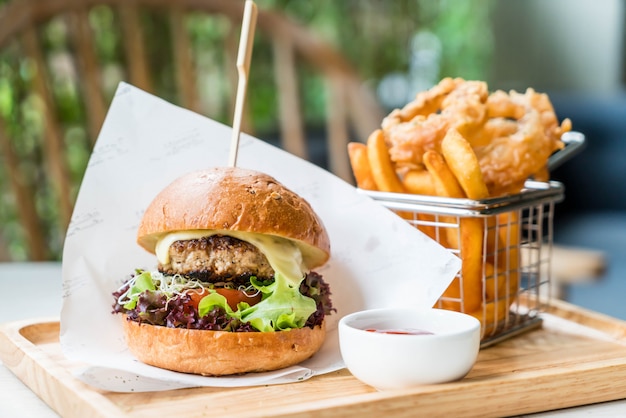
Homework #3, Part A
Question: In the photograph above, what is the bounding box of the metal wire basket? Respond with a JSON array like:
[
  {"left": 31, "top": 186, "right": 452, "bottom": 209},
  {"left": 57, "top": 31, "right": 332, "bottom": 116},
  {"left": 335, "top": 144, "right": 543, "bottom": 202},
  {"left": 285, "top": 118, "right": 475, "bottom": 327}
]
[{"left": 363, "top": 180, "right": 564, "bottom": 346}]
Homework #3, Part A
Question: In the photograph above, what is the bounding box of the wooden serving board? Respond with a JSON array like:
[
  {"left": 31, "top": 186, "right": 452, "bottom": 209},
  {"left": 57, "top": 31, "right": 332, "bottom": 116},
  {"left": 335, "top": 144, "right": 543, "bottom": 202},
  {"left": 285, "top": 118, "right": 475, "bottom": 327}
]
[{"left": 3, "top": 299, "right": 626, "bottom": 418}]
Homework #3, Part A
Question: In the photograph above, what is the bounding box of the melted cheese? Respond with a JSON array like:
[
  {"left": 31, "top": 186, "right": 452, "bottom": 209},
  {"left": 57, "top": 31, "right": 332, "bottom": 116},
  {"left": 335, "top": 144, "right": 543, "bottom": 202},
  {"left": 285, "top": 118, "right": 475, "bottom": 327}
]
[{"left": 155, "top": 230, "right": 305, "bottom": 284}]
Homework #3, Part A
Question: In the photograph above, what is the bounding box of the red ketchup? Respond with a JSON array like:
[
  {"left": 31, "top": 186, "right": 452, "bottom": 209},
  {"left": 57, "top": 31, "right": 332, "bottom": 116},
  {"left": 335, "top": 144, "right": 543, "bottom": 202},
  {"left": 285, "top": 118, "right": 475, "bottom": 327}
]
[{"left": 365, "top": 328, "right": 434, "bottom": 335}]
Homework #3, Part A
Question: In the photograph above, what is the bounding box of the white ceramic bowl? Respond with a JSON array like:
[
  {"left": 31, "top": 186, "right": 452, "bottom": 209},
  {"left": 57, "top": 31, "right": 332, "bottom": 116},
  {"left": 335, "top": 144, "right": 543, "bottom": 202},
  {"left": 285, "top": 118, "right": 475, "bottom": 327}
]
[{"left": 338, "top": 307, "right": 481, "bottom": 390}]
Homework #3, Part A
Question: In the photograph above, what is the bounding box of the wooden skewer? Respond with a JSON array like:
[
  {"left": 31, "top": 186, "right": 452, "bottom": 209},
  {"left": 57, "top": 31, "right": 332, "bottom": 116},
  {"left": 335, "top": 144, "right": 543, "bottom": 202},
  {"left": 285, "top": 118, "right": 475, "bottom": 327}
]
[{"left": 228, "top": 0, "right": 258, "bottom": 167}]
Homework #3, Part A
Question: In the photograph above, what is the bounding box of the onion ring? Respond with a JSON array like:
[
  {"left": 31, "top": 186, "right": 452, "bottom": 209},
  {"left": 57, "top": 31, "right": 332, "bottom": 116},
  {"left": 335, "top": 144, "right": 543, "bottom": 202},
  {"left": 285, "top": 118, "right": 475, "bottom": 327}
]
[{"left": 379, "top": 78, "right": 571, "bottom": 195}]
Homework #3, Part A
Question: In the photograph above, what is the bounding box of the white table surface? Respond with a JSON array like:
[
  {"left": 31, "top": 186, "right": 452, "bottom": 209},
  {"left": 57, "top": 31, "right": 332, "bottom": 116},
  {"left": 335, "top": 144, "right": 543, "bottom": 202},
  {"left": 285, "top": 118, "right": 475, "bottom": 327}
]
[{"left": 1, "top": 261, "right": 626, "bottom": 418}]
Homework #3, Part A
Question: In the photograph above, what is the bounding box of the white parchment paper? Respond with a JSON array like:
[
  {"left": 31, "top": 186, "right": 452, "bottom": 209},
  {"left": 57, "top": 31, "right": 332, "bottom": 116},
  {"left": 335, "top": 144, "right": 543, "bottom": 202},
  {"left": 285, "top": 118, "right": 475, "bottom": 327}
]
[{"left": 60, "top": 83, "right": 461, "bottom": 392}]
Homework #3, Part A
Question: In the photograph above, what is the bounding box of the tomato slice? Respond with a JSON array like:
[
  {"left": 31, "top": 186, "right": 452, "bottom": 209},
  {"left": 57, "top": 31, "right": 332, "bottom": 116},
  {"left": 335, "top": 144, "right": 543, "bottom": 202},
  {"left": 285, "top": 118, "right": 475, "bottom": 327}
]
[
  {"left": 187, "top": 287, "right": 262, "bottom": 311},
  {"left": 187, "top": 288, "right": 210, "bottom": 310},
  {"left": 218, "top": 288, "right": 262, "bottom": 310}
]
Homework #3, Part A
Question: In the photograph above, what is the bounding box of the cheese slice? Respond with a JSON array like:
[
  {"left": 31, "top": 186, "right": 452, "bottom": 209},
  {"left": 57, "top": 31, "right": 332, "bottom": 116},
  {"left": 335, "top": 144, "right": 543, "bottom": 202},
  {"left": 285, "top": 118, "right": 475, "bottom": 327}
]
[{"left": 155, "top": 230, "right": 305, "bottom": 285}]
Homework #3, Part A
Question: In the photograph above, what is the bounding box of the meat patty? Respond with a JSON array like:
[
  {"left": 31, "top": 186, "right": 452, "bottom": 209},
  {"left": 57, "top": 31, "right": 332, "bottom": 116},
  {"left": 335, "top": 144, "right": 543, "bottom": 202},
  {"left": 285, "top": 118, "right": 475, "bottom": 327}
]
[{"left": 159, "top": 235, "right": 275, "bottom": 283}]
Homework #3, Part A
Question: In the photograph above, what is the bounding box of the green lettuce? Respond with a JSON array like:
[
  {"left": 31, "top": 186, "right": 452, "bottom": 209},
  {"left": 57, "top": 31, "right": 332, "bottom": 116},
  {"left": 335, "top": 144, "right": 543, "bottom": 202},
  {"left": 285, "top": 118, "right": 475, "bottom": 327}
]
[
  {"left": 197, "top": 272, "right": 316, "bottom": 332},
  {"left": 122, "top": 271, "right": 156, "bottom": 309}
]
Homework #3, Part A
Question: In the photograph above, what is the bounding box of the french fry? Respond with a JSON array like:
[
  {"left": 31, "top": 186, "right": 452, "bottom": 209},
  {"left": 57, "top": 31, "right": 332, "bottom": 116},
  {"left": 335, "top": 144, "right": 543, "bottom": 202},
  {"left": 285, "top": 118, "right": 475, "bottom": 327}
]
[
  {"left": 459, "top": 217, "right": 484, "bottom": 313},
  {"left": 396, "top": 209, "right": 417, "bottom": 224},
  {"left": 438, "top": 130, "right": 490, "bottom": 314},
  {"left": 485, "top": 214, "right": 503, "bottom": 272},
  {"left": 498, "top": 211, "right": 521, "bottom": 297},
  {"left": 423, "top": 150, "right": 464, "bottom": 251},
  {"left": 395, "top": 211, "right": 445, "bottom": 247},
  {"left": 402, "top": 169, "right": 435, "bottom": 195},
  {"left": 401, "top": 163, "right": 447, "bottom": 245},
  {"left": 484, "top": 262, "right": 508, "bottom": 303},
  {"left": 439, "top": 277, "right": 462, "bottom": 311},
  {"left": 469, "top": 298, "right": 509, "bottom": 334},
  {"left": 423, "top": 148, "right": 482, "bottom": 312},
  {"left": 347, "top": 142, "right": 378, "bottom": 190},
  {"left": 480, "top": 212, "right": 521, "bottom": 331},
  {"left": 366, "top": 129, "right": 406, "bottom": 193},
  {"left": 440, "top": 128, "right": 489, "bottom": 200},
  {"left": 423, "top": 150, "right": 465, "bottom": 199},
  {"left": 416, "top": 213, "right": 449, "bottom": 246}
]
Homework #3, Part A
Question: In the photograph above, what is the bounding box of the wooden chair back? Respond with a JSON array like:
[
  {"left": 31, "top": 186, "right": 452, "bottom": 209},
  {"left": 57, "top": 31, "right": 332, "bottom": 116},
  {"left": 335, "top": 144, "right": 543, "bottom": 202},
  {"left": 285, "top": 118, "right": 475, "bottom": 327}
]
[{"left": 0, "top": 0, "right": 383, "bottom": 260}]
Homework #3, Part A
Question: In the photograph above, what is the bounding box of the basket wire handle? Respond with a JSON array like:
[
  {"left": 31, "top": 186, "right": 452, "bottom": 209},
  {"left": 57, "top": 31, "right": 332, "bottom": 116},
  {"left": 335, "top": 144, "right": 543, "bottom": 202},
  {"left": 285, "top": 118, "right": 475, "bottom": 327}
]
[{"left": 548, "top": 131, "right": 586, "bottom": 171}]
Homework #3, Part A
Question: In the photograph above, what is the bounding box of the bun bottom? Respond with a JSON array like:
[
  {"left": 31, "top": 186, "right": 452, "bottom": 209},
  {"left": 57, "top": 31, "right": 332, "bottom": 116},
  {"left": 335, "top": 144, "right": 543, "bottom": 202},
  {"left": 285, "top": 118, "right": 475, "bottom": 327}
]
[{"left": 121, "top": 317, "right": 326, "bottom": 376}]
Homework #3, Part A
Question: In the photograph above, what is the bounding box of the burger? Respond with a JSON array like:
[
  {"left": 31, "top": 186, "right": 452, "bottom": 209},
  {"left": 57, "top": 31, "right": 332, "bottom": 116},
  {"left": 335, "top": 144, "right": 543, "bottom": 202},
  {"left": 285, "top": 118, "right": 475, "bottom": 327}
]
[{"left": 112, "top": 167, "right": 334, "bottom": 376}]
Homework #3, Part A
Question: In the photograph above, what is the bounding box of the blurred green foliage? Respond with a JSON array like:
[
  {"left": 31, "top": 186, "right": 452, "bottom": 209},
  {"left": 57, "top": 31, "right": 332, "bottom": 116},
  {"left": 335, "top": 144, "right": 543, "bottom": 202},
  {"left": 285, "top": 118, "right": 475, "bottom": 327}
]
[{"left": 0, "top": 0, "right": 494, "bottom": 260}]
